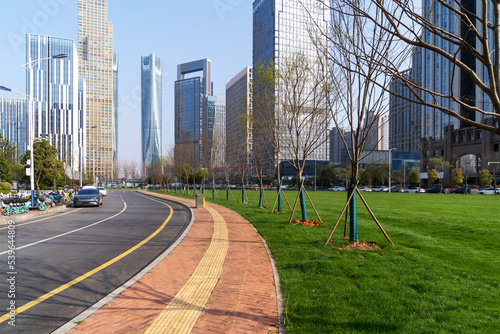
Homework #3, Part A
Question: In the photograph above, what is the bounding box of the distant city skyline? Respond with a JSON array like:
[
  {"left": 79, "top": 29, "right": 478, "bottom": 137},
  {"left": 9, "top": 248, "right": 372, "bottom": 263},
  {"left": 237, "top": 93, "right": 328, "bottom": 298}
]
[{"left": 0, "top": 0, "right": 252, "bottom": 163}]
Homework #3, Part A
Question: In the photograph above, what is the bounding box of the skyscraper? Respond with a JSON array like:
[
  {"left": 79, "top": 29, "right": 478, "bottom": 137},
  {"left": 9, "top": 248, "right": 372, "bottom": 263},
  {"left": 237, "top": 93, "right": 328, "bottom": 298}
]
[
  {"left": 174, "top": 59, "right": 213, "bottom": 168},
  {"left": 78, "top": 0, "right": 114, "bottom": 183},
  {"left": 365, "top": 111, "right": 389, "bottom": 151},
  {"left": 113, "top": 52, "right": 118, "bottom": 164},
  {"left": 213, "top": 94, "right": 226, "bottom": 167},
  {"left": 141, "top": 53, "right": 162, "bottom": 166},
  {"left": 226, "top": 67, "right": 253, "bottom": 169},
  {"left": 0, "top": 98, "right": 27, "bottom": 154},
  {"left": 253, "top": 0, "right": 330, "bottom": 173},
  {"left": 26, "top": 33, "right": 85, "bottom": 175}
]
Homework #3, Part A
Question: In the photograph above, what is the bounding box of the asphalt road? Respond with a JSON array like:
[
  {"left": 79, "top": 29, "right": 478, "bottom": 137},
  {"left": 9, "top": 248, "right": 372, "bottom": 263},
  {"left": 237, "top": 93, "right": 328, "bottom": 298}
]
[{"left": 0, "top": 190, "right": 191, "bottom": 334}]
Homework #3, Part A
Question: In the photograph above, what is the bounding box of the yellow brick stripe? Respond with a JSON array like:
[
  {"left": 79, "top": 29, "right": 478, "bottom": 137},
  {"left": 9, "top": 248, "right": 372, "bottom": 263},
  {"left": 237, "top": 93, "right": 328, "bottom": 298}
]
[{"left": 144, "top": 206, "right": 228, "bottom": 334}]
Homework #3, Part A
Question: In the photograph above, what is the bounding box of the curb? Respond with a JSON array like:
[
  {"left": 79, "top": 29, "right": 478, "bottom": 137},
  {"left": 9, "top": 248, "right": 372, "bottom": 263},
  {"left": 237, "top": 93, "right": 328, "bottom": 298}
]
[{"left": 53, "top": 192, "right": 195, "bottom": 334}]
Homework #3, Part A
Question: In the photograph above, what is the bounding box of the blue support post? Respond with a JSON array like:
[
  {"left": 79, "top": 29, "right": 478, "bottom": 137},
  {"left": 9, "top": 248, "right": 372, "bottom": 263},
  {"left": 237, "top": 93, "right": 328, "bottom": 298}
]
[
  {"left": 299, "top": 181, "right": 307, "bottom": 221},
  {"left": 226, "top": 183, "right": 229, "bottom": 201},
  {"left": 259, "top": 182, "right": 263, "bottom": 207},
  {"left": 277, "top": 182, "right": 282, "bottom": 213},
  {"left": 242, "top": 184, "right": 246, "bottom": 203},
  {"left": 212, "top": 181, "right": 215, "bottom": 199},
  {"left": 348, "top": 179, "right": 358, "bottom": 243}
]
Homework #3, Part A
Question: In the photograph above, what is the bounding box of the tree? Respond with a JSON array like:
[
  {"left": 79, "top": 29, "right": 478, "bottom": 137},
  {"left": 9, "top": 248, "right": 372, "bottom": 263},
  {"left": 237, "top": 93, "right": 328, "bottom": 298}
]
[
  {"left": 318, "top": 164, "right": 337, "bottom": 188},
  {"left": 22, "top": 140, "right": 59, "bottom": 191},
  {"left": 0, "top": 134, "right": 22, "bottom": 182},
  {"left": 278, "top": 51, "right": 332, "bottom": 221},
  {"left": 483, "top": 151, "right": 500, "bottom": 189},
  {"left": 176, "top": 164, "right": 193, "bottom": 185},
  {"left": 478, "top": 169, "right": 493, "bottom": 186},
  {"left": 317, "top": 0, "right": 500, "bottom": 136},
  {"left": 451, "top": 168, "right": 464, "bottom": 186},
  {"left": 429, "top": 157, "right": 452, "bottom": 191},
  {"left": 113, "top": 160, "right": 121, "bottom": 188},
  {"left": 428, "top": 169, "right": 439, "bottom": 185},
  {"left": 408, "top": 170, "right": 420, "bottom": 185}
]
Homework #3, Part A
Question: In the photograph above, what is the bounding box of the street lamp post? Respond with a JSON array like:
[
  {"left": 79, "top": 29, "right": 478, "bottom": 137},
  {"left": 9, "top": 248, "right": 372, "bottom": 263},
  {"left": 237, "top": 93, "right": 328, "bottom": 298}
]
[
  {"left": 1, "top": 53, "right": 67, "bottom": 207},
  {"left": 389, "top": 148, "right": 396, "bottom": 193}
]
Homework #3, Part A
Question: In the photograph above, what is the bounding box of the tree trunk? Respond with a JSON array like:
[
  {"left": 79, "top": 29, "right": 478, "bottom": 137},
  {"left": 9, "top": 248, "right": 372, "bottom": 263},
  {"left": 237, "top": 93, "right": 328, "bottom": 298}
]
[{"left": 349, "top": 162, "right": 359, "bottom": 243}]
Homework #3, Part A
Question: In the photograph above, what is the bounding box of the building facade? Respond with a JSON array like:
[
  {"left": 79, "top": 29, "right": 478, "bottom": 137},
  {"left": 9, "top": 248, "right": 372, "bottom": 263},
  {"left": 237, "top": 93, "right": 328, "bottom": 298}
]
[
  {"left": 0, "top": 98, "right": 28, "bottom": 155},
  {"left": 365, "top": 111, "right": 389, "bottom": 152},
  {"left": 141, "top": 53, "right": 162, "bottom": 166},
  {"left": 253, "top": 0, "right": 330, "bottom": 174},
  {"left": 26, "top": 33, "right": 85, "bottom": 176},
  {"left": 226, "top": 67, "right": 253, "bottom": 170},
  {"left": 113, "top": 52, "right": 118, "bottom": 164},
  {"left": 174, "top": 59, "right": 213, "bottom": 168},
  {"left": 78, "top": 0, "right": 114, "bottom": 183},
  {"left": 213, "top": 94, "right": 226, "bottom": 167}
]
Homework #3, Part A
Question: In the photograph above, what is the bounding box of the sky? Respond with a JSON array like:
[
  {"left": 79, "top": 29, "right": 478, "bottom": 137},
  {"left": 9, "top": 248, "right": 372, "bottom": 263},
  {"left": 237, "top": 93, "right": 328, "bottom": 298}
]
[{"left": 0, "top": 0, "right": 252, "bottom": 163}]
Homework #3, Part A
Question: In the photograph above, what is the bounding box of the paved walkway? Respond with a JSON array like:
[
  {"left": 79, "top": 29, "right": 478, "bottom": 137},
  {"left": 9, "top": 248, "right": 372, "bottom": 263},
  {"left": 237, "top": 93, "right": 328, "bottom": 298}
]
[{"left": 65, "top": 191, "right": 282, "bottom": 333}]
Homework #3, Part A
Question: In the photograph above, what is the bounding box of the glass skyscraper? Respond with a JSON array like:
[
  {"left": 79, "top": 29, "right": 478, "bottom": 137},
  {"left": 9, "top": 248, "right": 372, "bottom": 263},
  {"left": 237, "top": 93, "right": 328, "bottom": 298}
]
[
  {"left": 78, "top": 0, "right": 114, "bottom": 183},
  {"left": 113, "top": 52, "right": 118, "bottom": 164},
  {"left": 174, "top": 59, "right": 213, "bottom": 168},
  {"left": 141, "top": 53, "right": 162, "bottom": 166},
  {"left": 26, "top": 33, "right": 85, "bottom": 175},
  {"left": 0, "top": 98, "right": 27, "bottom": 155},
  {"left": 213, "top": 94, "right": 226, "bottom": 167},
  {"left": 253, "top": 0, "right": 330, "bottom": 172}
]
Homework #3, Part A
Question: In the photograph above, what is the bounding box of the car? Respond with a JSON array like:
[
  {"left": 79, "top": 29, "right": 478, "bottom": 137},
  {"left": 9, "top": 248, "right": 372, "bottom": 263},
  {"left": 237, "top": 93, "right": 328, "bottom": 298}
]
[
  {"left": 427, "top": 186, "right": 444, "bottom": 193},
  {"left": 404, "top": 187, "right": 426, "bottom": 193},
  {"left": 73, "top": 188, "right": 103, "bottom": 207},
  {"left": 371, "top": 186, "right": 388, "bottom": 192},
  {"left": 477, "top": 187, "right": 500, "bottom": 195},
  {"left": 328, "top": 186, "right": 346, "bottom": 191},
  {"left": 451, "top": 187, "right": 468, "bottom": 194},
  {"left": 357, "top": 187, "right": 372, "bottom": 192},
  {"left": 97, "top": 187, "right": 108, "bottom": 196}
]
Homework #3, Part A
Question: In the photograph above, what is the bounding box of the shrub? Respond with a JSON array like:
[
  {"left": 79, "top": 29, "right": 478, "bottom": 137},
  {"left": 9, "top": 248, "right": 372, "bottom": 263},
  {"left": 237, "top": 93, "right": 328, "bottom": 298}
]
[{"left": 0, "top": 181, "right": 12, "bottom": 192}]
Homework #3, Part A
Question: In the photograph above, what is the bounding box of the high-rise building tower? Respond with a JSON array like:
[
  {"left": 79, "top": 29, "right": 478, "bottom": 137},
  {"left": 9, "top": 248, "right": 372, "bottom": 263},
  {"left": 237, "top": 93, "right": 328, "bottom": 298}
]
[
  {"left": 213, "top": 94, "right": 226, "bottom": 167},
  {"left": 253, "top": 0, "right": 330, "bottom": 173},
  {"left": 141, "top": 53, "right": 162, "bottom": 166},
  {"left": 365, "top": 111, "right": 389, "bottom": 151},
  {"left": 78, "top": 0, "right": 114, "bottom": 184},
  {"left": 0, "top": 98, "right": 28, "bottom": 154},
  {"left": 174, "top": 59, "right": 213, "bottom": 168},
  {"left": 226, "top": 67, "right": 253, "bottom": 169},
  {"left": 113, "top": 52, "right": 118, "bottom": 164},
  {"left": 26, "top": 33, "right": 85, "bottom": 176}
]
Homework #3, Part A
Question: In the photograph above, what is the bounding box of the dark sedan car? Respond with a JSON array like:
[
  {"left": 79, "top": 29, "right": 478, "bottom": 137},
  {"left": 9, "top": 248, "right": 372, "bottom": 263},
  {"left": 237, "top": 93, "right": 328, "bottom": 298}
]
[
  {"left": 427, "top": 186, "right": 444, "bottom": 193},
  {"left": 73, "top": 188, "right": 103, "bottom": 207}
]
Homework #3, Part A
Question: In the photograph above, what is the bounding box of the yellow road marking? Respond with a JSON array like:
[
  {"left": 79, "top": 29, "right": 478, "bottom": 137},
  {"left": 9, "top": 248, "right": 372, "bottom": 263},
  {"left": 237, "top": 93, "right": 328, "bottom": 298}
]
[
  {"left": 0, "top": 197, "right": 173, "bottom": 324},
  {"left": 144, "top": 205, "right": 228, "bottom": 334}
]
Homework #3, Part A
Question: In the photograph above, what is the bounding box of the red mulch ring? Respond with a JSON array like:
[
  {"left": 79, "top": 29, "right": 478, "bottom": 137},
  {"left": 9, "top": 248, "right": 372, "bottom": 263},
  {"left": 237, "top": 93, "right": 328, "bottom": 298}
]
[
  {"left": 339, "top": 240, "right": 381, "bottom": 251},
  {"left": 292, "top": 219, "right": 322, "bottom": 226}
]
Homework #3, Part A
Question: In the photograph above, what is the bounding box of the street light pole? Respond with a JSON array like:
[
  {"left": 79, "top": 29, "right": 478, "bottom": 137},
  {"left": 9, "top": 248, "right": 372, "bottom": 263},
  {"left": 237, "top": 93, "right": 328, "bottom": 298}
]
[{"left": 389, "top": 148, "right": 396, "bottom": 193}]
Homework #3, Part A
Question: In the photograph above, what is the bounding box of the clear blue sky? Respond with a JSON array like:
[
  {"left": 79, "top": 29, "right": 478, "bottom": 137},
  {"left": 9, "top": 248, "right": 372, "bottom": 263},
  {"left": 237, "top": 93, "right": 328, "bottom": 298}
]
[{"left": 0, "top": 0, "right": 252, "bottom": 162}]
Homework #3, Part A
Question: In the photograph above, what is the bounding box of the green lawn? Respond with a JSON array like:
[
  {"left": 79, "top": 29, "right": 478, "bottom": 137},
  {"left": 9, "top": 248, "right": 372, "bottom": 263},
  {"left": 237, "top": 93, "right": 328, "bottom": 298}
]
[{"left": 153, "top": 188, "right": 500, "bottom": 333}]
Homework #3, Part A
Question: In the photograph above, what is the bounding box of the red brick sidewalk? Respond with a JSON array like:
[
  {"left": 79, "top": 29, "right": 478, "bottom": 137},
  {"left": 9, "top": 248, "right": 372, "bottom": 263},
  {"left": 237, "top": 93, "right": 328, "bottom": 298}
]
[{"left": 66, "top": 192, "right": 280, "bottom": 333}]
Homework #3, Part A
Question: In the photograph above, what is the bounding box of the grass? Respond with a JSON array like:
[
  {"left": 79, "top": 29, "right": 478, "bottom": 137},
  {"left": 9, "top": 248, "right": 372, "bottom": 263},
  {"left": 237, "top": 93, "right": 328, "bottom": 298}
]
[{"left": 153, "top": 188, "right": 500, "bottom": 333}]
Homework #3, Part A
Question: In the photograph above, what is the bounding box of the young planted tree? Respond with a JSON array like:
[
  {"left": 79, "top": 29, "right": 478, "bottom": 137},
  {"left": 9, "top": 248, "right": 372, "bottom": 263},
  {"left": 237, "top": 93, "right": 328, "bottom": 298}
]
[
  {"left": 129, "top": 160, "right": 138, "bottom": 189},
  {"left": 428, "top": 157, "right": 452, "bottom": 191},
  {"left": 277, "top": 51, "right": 332, "bottom": 222},
  {"left": 310, "top": 0, "right": 398, "bottom": 246},
  {"left": 478, "top": 169, "right": 493, "bottom": 187}
]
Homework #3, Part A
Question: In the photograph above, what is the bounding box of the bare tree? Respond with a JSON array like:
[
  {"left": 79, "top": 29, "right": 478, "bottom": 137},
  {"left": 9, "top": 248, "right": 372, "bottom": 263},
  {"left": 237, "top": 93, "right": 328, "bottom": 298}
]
[
  {"left": 129, "top": 160, "right": 138, "bottom": 189},
  {"left": 309, "top": 0, "right": 397, "bottom": 246},
  {"left": 113, "top": 159, "right": 121, "bottom": 188},
  {"left": 121, "top": 158, "right": 129, "bottom": 189},
  {"left": 317, "top": 0, "right": 500, "bottom": 135}
]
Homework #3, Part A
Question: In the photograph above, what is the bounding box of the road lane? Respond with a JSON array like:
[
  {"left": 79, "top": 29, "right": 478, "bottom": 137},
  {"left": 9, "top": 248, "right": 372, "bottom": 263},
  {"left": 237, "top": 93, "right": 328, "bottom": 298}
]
[{"left": 0, "top": 191, "right": 191, "bottom": 333}]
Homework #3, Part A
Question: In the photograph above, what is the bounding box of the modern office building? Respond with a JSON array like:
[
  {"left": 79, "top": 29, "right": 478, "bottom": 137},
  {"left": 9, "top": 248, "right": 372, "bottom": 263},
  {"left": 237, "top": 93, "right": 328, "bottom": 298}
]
[
  {"left": 418, "top": 1, "right": 500, "bottom": 183},
  {"left": 329, "top": 127, "right": 352, "bottom": 166},
  {"left": 226, "top": 67, "right": 253, "bottom": 169},
  {"left": 141, "top": 53, "right": 162, "bottom": 166},
  {"left": 213, "top": 94, "right": 226, "bottom": 167},
  {"left": 365, "top": 111, "right": 389, "bottom": 151},
  {"left": 174, "top": 58, "right": 213, "bottom": 168},
  {"left": 389, "top": 48, "right": 422, "bottom": 152},
  {"left": 0, "top": 98, "right": 28, "bottom": 155},
  {"left": 113, "top": 52, "right": 118, "bottom": 164},
  {"left": 78, "top": 0, "right": 114, "bottom": 183},
  {"left": 253, "top": 0, "right": 330, "bottom": 173},
  {"left": 26, "top": 33, "right": 85, "bottom": 176}
]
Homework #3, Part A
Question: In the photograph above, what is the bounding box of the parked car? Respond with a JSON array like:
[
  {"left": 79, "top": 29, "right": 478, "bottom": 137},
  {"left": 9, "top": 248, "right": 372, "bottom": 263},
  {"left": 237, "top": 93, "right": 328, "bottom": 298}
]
[
  {"left": 357, "top": 187, "right": 372, "bottom": 192},
  {"left": 451, "top": 187, "right": 468, "bottom": 194},
  {"left": 328, "top": 186, "right": 346, "bottom": 191},
  {"left": 97, "top": 187, "right": 108, "bottom": 196},
  {"left": 371, "top": 186, "right": 388, "bottom": 192},
  {"left": 427, "top": 186, "right": 444, "bottom": 193},
  {"left": 477, "top": 187, "right": 500, "bottom": 195},
  {"left": 73, "top": 188, "right": 103, "bottom": 207},
  {"left": 404, "top": 187, "right": 425, "bottom": 193},
  {"left": 390, "top": 186, "right": 402, "bottom": 193}
]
